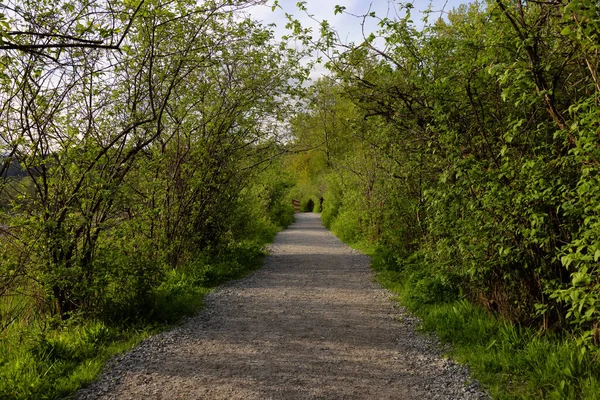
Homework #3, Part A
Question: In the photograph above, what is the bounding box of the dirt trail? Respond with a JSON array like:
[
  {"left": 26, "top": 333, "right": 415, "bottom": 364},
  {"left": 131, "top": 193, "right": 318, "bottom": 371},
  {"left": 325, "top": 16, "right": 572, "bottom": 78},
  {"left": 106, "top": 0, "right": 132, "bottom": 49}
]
[{"left": 76, "top": 213, "right": 486, "bottom": 399}]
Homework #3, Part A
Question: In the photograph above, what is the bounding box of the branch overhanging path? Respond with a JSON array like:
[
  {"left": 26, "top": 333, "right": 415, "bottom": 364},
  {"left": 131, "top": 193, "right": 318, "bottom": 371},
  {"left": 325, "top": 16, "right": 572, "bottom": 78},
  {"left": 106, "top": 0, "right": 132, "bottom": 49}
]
[{"left": 76, "top": 213, "right": 487, "bottom": 399}]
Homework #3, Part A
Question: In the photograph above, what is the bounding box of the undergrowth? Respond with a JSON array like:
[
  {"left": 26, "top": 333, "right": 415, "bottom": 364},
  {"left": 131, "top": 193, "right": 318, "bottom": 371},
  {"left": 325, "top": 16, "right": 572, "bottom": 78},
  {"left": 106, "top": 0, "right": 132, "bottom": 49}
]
[
  {"left": 373, "top": 249, "right": 600, "bottom": 399},
  {"left": 0, "top": 239, "right": 270, "bottom": 400},
  {"left": 333, "top": 229, "right": 600, "bottom": 399}
]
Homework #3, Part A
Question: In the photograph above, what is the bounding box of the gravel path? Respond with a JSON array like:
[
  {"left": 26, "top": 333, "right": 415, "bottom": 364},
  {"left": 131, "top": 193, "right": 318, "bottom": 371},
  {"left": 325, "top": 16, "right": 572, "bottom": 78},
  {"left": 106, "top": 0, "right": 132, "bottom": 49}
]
[{"left": 75, "top": 213, "right": 488, "bottom": 400}]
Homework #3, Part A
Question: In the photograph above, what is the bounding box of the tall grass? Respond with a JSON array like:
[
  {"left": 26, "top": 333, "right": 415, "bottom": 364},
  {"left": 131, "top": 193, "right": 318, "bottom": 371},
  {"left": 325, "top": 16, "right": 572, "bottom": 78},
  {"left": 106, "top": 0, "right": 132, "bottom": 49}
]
[{"left": 1, "top": 320, "right": 147, "bottom": 400}]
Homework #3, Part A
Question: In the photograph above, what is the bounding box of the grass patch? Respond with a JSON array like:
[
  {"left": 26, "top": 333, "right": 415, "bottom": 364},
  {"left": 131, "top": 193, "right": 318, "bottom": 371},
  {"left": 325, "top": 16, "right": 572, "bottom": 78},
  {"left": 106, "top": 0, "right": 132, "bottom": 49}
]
[
  {"left": 410, "top": 299, "right": 600, "bottom": 399},
  {"left": 0, "top": 240, "right": 268, "bottom": 400},
  {"left": 0, "top": 320, "right": 152, "bottom": 400},
  {"left": 331, "top": 232, "right": 600, "bottom": 399},
  {"left": 370, "top": 250, "right": 600, "bottom": 399}
]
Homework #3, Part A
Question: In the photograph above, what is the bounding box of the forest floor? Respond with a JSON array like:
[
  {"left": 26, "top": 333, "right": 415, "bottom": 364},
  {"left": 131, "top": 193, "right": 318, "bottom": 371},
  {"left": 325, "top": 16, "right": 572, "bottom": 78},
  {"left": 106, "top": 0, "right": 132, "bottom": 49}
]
[{"left": 75, "top": 213, "right": 488, "bottom": 400}]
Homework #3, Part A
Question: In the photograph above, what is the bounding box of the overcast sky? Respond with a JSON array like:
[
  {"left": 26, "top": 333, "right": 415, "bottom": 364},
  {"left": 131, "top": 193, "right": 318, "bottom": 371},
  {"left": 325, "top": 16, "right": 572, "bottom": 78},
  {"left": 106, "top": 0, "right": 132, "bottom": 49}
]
[{"left": 246, "top": 0, "right": 470, "bottom": 79}]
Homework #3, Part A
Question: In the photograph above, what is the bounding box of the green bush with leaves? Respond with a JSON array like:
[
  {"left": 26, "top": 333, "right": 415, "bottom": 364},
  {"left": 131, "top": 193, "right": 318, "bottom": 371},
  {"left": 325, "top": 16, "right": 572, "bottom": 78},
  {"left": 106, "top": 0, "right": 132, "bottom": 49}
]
[
  {"left": 0, "top": 0, "right": 307, "bottom": 397},
  {"left": 287, "top": 0, "right": 600, "bottom": 345}
]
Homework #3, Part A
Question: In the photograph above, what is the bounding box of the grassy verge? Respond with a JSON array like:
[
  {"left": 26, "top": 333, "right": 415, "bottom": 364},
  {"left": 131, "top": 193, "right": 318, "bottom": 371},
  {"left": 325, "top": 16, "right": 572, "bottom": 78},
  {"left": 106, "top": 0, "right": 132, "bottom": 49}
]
[
  {"left": 0, "top": 240, "right": 269, "bottom": 400},
  {"left": 330, "top": 230, "right": 600, "bottom": 399},
  {"left": 379, "top": 274, "right": 600, "bottom": 398}
]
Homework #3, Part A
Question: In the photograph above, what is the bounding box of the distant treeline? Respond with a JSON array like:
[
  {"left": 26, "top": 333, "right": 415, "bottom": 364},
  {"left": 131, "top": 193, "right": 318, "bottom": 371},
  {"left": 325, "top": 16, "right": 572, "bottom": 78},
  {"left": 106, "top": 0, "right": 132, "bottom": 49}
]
[{"left": 1, "top": 158, "right": 27, "bottom": 178}]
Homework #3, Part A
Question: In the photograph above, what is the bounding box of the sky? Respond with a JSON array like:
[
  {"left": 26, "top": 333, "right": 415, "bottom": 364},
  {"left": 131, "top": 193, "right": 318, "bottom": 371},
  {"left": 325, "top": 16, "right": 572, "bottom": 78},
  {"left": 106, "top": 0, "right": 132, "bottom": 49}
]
[{"left": 246, "top": 0, "right": 470, "bottom": 79}]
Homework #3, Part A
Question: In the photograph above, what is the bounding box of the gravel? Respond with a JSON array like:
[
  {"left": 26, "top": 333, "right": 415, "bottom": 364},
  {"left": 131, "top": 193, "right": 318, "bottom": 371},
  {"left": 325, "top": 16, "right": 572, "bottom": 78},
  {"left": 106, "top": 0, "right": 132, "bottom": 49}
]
[{"left": 74, "top": 213, "right": 489, "bottom": 400}]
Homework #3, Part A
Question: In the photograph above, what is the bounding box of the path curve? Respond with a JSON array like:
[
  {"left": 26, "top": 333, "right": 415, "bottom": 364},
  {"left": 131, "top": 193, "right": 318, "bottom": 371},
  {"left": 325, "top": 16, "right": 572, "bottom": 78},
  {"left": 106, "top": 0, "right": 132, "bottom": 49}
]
[{"left": 76, "top": 213, "right": 487, "bottom": 399}]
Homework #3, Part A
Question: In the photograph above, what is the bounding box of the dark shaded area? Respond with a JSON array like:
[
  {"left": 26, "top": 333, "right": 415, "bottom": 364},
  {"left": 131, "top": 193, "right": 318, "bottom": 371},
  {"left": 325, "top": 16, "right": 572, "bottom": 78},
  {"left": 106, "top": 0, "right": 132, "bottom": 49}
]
[{"left": 1, "top": 158, "right": 27, "bottom": 178}]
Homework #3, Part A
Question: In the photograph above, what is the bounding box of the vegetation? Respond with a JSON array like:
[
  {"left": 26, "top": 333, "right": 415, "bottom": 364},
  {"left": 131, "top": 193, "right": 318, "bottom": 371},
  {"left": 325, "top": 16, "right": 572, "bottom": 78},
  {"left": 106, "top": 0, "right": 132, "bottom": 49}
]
[
  {"left": 2, "top": 0, "right": 600, "bottom": 398},
  {"left": 367, "top": 248, "right": 600, "bottom": 399},
  {"left": 284, "top": 0, "right": 600, "bottom": 397},
  {"left": 0, "top": 0, "right": 300, "bottom": 398},
  {"left": 291, "top": 0, "right": 600, "bottom": 343}
]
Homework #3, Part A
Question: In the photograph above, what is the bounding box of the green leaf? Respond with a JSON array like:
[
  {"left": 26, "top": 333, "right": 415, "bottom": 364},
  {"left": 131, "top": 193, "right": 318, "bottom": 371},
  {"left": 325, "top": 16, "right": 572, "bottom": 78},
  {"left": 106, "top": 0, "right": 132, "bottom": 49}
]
[
  {"left": 572, "top": 272, "right": 590, "bottom": 287},
  {"left": 334, "top": 5, "right": 346, "bottom": 15}
]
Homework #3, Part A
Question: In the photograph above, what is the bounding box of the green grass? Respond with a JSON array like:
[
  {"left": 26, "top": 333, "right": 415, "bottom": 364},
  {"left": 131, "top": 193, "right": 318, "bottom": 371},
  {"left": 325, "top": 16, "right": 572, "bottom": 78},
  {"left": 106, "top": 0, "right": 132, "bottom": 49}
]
[
  {"left": 374, "top": 252, "right": 600, "bottom": 399},
  {"left": 0, "top": 321, "right": 151, "bottom": 400},
  {"left": 407, "top": 299, "right": 600, "bottom": 399},
  {"left": 0, "top": 240, "right": 268, "bottom": 400},
  {"left": 331, "top": 229, "right": 600, "bottom": 399}
]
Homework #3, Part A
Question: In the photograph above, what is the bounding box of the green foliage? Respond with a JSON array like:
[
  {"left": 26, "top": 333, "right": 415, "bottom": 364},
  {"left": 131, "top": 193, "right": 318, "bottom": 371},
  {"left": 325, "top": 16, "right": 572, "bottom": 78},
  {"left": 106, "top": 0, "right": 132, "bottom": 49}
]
[
  {"left": 0, "top": 237, "right": 269, "bottom": 399},
  {"left": 287, "top": 0, "right": 600, "bottom": 344},
  {"left": 0, "top": 319, "right": 145, "bottom": 400},
  {"left": 330, "top": 209, "right": 362, "bottom": 243},
  {"left": 282, "top": 4, "right": 600, "bottom": 396},
  {"left": 264, "top": 183, "right": 296, "bottom": 229},
  {"left": 0, "top": 0, "right": 306, "bottom": 317},
  {"left": 150, "top": 240, "right": 265, "bottom": 325},
  {"left": 320, "top": 174, "right": 343, "bottom": 228},
  {"left": 97, "top": 256, "right": 165, "bottom": 323},
  {"left": 407, "top": 273, "right": 460, "bottom": 305},
  {"left": 0, "top": 0, "right": 303, "bottom": 397},
  {"left": 371, "top": 248, "right": 600, "bottom": 399}
]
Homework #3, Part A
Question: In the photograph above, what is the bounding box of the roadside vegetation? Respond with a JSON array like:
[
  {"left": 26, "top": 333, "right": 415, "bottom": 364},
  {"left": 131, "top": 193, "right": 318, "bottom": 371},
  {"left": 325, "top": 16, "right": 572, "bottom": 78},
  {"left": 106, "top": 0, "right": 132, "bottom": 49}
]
[
  {"left": 2, "top": 0, "right": 600, "bottom": 398},
  {"left": 367, "top": 247, "right": 600, "bottom": 399},
  {"left": 0, "top": 0, "right": 299, "bottom": 398},
  {"left": 1, "top": 238, "right": 277, "bottom": 399},
  {"left": 285, "top": 1, "right": 600, "bottom": 398}
]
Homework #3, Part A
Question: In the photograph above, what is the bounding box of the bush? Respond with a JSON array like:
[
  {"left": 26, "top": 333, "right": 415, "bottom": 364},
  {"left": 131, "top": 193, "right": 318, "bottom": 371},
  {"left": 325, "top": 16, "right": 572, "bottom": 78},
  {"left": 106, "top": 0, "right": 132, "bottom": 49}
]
[
  {"left": 150, "top": 269, "right": 207, "bottom": 324},
  {"left": 269, "top": 199, "right": 295, "bottom": 228},
  {"left": 407, "top": 273, "right": 460, "bottom": 305},
  {"left": 320, "top": 177, "right": 342, "bottom": 228},
  {"left": 330, "top": 209, "right": 363, "bottom": 243},
  {"left": 96, "top": 255, "right": 165, "bottom": 323}
]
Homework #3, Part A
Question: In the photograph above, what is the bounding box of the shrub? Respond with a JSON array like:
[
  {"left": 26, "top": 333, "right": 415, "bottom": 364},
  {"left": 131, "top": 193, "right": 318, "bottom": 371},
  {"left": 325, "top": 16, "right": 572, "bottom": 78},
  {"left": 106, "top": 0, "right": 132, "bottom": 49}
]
[{"left": 408, "top": 273, "right": 460, "bottom": 305}]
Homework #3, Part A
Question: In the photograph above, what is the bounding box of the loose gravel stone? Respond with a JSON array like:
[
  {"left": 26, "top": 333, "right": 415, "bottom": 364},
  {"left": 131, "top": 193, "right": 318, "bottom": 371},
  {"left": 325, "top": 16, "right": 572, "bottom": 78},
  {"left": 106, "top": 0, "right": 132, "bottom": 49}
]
[{"left": 74, "top": 213, "right": 489, "bottom": 400}]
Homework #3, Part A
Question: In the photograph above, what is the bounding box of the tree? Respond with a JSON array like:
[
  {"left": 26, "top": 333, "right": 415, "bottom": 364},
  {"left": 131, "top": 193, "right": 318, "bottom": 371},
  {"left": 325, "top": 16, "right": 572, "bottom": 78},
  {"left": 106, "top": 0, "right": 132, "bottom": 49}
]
[
  {"left": 0, "top": 0, "right": 307, "bottom": 321},
  {"left": 286, "top": 0, "right": 600, "bottom": 338}
]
